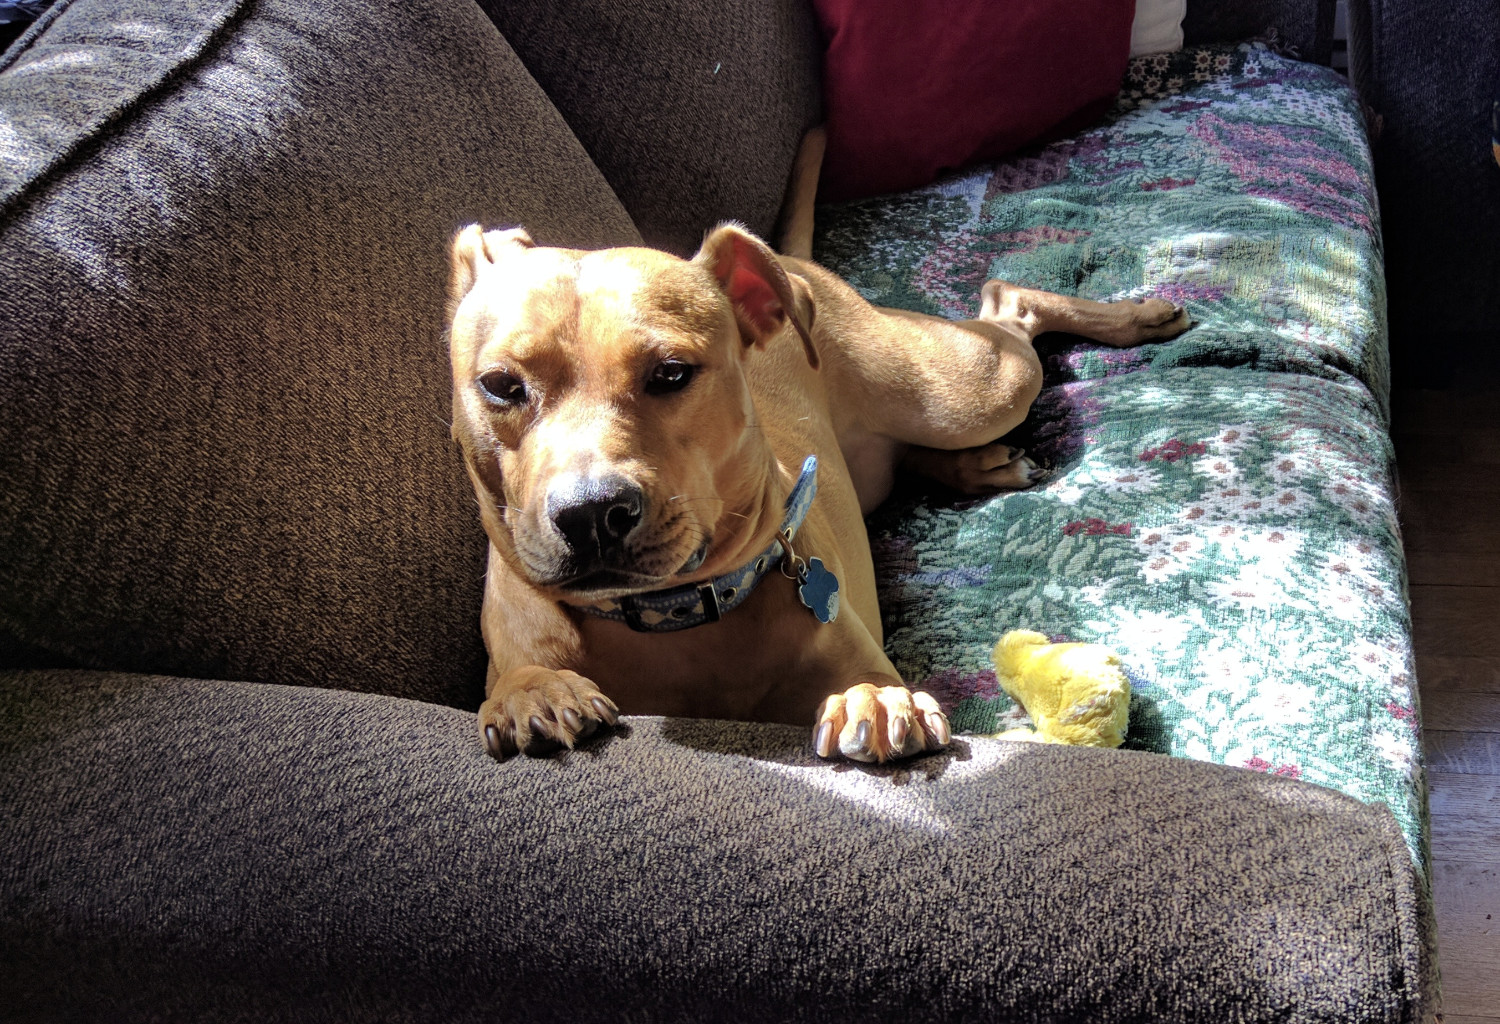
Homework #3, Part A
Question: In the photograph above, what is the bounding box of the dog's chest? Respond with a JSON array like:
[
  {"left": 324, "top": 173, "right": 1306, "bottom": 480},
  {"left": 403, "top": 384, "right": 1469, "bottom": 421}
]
[{"left": 571, "top": 570, "right": 874, "bottom": 724}]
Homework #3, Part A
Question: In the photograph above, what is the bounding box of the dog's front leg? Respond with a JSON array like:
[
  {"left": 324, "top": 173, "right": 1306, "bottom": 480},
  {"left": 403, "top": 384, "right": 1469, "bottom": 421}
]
[
  {"left": 813, "top": 683, "right": 952, "bottom": 763},
  {"left": 478, "top": 665, "right": 620, "bottom": 761}
]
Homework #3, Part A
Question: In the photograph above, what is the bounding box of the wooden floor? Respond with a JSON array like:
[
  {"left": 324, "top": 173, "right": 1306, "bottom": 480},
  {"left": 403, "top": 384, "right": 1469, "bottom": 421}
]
[{"left": 1393, "top": 389, "right": 1500, "bottom": 1024}]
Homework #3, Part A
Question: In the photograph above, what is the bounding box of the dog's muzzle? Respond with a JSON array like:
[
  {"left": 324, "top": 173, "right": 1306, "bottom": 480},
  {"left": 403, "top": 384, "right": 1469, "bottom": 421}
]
[
  {"left": 546, "top": 473, "right": 643, "bottom": 561},
  {"left": 559, "top": 455, "right": 838, "bottom": 631}
]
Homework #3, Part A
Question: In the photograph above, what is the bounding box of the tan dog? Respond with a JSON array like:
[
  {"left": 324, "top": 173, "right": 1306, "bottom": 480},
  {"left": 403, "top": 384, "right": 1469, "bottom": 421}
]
[{"left": 446, "top": 219, "right": 1188, "bottom": 764}]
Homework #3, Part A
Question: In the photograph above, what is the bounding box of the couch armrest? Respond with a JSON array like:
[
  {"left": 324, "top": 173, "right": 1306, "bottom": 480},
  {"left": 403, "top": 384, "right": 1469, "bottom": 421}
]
[
  {"left": 0, "top": 0, "right": 638, "bottom": 704},
  {"left": 2, "top": 670, "right": 1430, "bottom": 1023},
  {"left": 1185, "top": 0, "right": 1337, "bottom": 64}
]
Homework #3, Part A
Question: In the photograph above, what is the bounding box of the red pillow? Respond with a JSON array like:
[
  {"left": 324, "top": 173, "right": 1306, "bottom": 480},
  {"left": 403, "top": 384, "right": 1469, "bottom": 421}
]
[{"left": 813, "top": 0, "right": 1135, "bottom": 202}]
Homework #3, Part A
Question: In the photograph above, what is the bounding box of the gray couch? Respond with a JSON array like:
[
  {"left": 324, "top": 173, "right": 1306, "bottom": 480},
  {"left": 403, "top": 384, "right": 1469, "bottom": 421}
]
[
  {"left": 1348, "top": 0, "right": 1500, "bottom": 387},
  {"left": 0, "top": 1, "right": 1432, "bottom": 1021}
]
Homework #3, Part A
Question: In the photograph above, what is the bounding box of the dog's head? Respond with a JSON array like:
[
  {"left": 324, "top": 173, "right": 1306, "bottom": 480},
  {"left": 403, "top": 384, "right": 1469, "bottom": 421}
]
[{"left": 447, "top": 223, "right": 816, "bottom": 601}]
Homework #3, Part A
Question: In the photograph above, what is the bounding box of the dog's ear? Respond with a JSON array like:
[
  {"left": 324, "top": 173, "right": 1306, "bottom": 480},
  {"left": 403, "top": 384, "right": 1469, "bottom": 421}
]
[
  {"left": 449, "top": 224, "right": 535, "bottom": 311},
  {"left": 695, "top": 223, "right": 818, "bottom": 370}
]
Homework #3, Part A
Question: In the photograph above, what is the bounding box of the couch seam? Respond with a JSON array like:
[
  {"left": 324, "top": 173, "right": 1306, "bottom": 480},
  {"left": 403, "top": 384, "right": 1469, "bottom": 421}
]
[
  {"left": 0, "top": 0, "right": 252, "bottom": 223},
  {"left": 0, "top": 0, "right": 76, "bottom": 75}
]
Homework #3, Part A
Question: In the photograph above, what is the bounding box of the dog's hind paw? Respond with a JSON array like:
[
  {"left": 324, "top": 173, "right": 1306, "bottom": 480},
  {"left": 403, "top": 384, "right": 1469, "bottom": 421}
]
[
  {"left": 813, "top": 683, "right": 951, "bottom": 763},
  {"left": 903, "top": 440, "right": 1044, "bottom": 494},
  {"left": 479, "top": 665, "right": 620, "bottom": 761},
  {"left": 1110, "top": 296, "right": 1192, "bottom": 346}
]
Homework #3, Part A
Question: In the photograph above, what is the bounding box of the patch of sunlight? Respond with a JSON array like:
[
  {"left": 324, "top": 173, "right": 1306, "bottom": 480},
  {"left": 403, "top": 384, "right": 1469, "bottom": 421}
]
[
  {"left": 747, "top": 737, "right": 1029, "bottom": 837},
  {"left": 0, "top": 113, "right": 23, "bottom": 168},
  {"left": 14, "top": 30, "right": 304, "bottom": 295},
  {"left": 112, "top": 21, "right": 179, "bottom": 50},
  {"left": 9, "top": 48, "right": 100, "bottom": 77},
  {"left": 195, "top": 32, "right": 306, "bottom": 147}
]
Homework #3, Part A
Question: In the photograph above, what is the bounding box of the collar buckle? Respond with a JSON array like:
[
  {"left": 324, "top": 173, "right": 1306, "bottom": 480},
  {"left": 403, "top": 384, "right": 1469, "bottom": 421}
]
[{"left": 697, "top": 583, "right": 723, "bottom": 624}]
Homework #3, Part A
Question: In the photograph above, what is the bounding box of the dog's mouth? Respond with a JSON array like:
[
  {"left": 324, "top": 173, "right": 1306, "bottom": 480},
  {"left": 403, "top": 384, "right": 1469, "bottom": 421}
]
[
  {"left": 556, "top": 568, "right": 669, "bottom": 598},
  {"left": 676, "top": 540, "right": 710, "bottom": 575},
  {"left": 550, "top": 540, "right": 713, "bottom": 600}
]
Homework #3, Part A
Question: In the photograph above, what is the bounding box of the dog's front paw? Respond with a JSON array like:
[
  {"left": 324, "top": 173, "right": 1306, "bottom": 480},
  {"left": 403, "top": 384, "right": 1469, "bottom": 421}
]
[
  {"left": 479, "top": 666, "right": 620, "bottom": 761},
  {"left": 813, "top": 683, "right": 951, "bottom": 763}
]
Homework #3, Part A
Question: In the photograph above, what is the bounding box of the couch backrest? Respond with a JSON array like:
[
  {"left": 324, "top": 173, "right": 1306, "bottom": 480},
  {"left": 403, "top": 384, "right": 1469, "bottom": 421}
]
[
  {"left": 476, "top": 0, "right": 824, "bottom": 257},
  {"left": 475, "top": 0, "right": 1336, "bottom": 259},
  {"left": 0, "top": 0, "right": 641, "bottom": 707}
]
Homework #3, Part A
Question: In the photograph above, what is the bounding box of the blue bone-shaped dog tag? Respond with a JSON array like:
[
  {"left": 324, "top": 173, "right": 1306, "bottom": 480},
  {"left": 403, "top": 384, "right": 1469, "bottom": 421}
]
[{"left": 797, "top": 557, "right": 840, "bottom": 624}]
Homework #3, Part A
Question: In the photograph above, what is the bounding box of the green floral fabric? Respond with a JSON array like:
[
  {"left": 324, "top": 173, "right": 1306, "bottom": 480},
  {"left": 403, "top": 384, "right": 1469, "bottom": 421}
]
[{"left": 813, "top": 45, "right": 1426, "bottom": 866}]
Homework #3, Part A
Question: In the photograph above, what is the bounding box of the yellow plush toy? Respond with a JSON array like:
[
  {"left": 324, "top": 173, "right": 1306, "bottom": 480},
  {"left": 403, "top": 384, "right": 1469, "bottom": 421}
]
[{"left": 988, "top": 629, "right": 1131, "bottom": 747}]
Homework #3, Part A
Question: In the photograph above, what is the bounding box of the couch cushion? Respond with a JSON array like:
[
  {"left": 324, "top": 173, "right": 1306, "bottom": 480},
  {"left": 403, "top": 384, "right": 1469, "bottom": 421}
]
[
  {"left": 0, "top": 0, "right": 641, "bottom": 707},
  {"left": 0, "top": 669, "right": 1431, "bottom": 1023},
  {"left": 810, "top": 45, "right": 1427, "bottom": 865},
  {"left": 475, "top": 0, "right": 823, "bottom": 256}
]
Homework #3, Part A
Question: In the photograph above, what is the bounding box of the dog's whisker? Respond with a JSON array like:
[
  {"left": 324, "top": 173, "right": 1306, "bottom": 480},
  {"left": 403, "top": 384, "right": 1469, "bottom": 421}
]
[
  {"left": 665, "top": 498, "right": 724, "bottom": 514},
  {"left": 667, "top": 498, "right": 752, "bottom": 526}
]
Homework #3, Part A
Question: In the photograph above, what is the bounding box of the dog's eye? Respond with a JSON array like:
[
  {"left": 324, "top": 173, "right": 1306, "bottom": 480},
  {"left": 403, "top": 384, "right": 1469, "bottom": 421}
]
[
  {"left": 477, "top": 369, "right": 527, "bottom": 407},
  {"left": 646, "top": 359, "right": 696, "bottom": 396}
]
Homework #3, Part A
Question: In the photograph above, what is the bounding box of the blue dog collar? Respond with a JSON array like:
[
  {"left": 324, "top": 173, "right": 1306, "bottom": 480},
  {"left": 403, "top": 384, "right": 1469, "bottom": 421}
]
[{"left": 566, "top": 456, "right": 830, "bottom": 632}]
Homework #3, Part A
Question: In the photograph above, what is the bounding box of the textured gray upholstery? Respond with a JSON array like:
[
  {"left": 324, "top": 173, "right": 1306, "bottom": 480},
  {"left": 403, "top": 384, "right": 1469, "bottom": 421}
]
[
  {"left": 1, "top": 670, "right": 1429, "bottom": 1024},
  {"left": 475, "top": 0, "right": 824, "bottom": 256},
  {"left": 0, "top": 1, "right": 1435, "bottom": 1019},
  {"left": 0, "top": 0, "right": 641, "bottom": 707},
  {"left": 1347, "top": 0, "right": 1500, "bottom": 387}
]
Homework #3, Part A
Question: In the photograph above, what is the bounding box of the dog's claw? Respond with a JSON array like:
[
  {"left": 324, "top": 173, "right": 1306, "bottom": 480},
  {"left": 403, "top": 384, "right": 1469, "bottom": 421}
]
[
  {"left": 485, "top": 724, "right": 519, "bottom": 760},
  {"left": 523, "top": 733, "right": 562, "bottom": 758},
  {"left": 522, "top": 715, "right": 564, "bottom": 756},
  {"left": 925, "top": 711, "right": 951, "bottom": 748},
  {"left": 561, "top": 707, "right": 584, "bottom": 734},
  {"left": 815, "top": 720, "right": 836, "bottom": 759},
  {"left": 853, "top": 719, "right": 871, "bottom": 755},
  {"left": 890, "top": 715, "right": 908, "bottom": 751},
  {"left": 591, "top": 697, "right": 619, "bottom": 727},
  {"left": 529, "top": 714, "right": 547, "bottom": 738}
]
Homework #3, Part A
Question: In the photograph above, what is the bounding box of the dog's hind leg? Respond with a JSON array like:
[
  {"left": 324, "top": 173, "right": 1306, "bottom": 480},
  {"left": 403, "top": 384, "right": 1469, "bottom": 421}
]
[
  {"left": 894, "top": 282, "right": 1189, "bottom": 495},
  {"left": 979, "top": 280, "right": 1190, "bottom": 348},
  {"left": 900, "top": 440, "right": 1047, "bottom": 494}
]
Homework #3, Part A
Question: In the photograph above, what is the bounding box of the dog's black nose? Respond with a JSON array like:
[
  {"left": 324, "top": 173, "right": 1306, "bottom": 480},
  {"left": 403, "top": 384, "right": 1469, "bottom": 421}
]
[{"left": 546, "top": 474, "right": 645, "bottom": 561}]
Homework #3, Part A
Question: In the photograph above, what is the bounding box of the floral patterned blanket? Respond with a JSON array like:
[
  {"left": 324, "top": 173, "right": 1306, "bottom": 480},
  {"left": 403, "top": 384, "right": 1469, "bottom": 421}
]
[{"left": 813, "top": 44, "right": 1425, "bottom": 866}]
